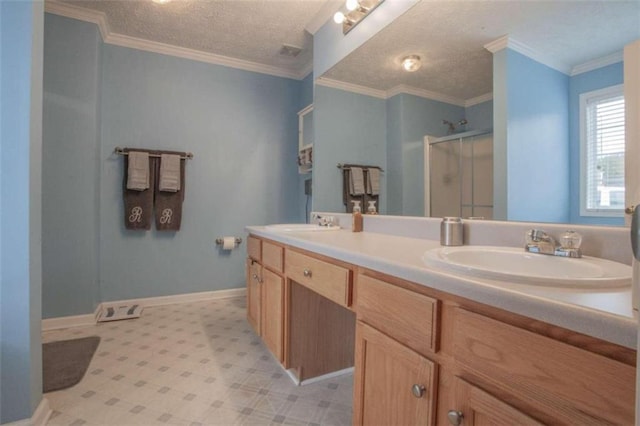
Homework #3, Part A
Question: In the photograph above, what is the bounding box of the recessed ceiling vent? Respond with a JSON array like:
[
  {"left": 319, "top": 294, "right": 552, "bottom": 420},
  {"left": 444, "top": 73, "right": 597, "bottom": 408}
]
[{"left": 280, "top": 44, "right": 302, "bottom": 57}]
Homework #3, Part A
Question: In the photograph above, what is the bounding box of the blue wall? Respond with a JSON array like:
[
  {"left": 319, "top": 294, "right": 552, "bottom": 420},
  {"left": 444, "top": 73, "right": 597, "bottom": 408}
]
[
  {"left": 42, "top": 15, "right": 303, "bottom": 316},
  {"left": 386, "top": 93, "right": 466, "bottom": 216},
  {"left": 1, "top": 1, "right": 44, "bottom": 422},
  {"left": 43, "top": 14, "right": 102, "bottom": 318},
  {"left": 495, "top": 49, "right": 570, "bottom": 223},
  {"left": 568, "top": 62, "right": 624, "bottom": 225},
  {"left": 465, "top": 100, "right": 493, "bottom": 130},
  {"left": 313, "top": 85, "right": 386, "bottom": 212}
]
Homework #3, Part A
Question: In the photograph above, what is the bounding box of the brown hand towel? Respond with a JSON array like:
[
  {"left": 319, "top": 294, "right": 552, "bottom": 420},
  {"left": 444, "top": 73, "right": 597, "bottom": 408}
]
[
  {"left": 155, "top": 153, "right": 186, "bottom": 231},
  {"left": 123, "top": 152, "right": 156, "bottom": 231}
]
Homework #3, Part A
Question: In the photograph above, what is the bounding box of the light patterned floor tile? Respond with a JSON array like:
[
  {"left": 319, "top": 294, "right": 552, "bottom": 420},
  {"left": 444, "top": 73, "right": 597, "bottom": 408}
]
[{"left": 43, "top": 297, "right": 352, "bottom": 425}]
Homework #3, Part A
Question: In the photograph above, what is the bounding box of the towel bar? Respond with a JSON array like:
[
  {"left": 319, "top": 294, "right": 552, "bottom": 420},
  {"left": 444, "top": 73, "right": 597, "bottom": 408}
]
[
  {"left": 337, "top": 163, "right": 383, "bottom": 172},
  {"left": 215, "top": 237, "right": 242, "bottom": 246},
  {"left": 115, "top": 147, "right": 194, "bottom": 160}
]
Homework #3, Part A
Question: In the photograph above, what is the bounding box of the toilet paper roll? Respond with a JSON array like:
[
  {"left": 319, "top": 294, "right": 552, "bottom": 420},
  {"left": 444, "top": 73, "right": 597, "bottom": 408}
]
[{"left": 222, "top": 237, "right": 236, "bottom": 250}]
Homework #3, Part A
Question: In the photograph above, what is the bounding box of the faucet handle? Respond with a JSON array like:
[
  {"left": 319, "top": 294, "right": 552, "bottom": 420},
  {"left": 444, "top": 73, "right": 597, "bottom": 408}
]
[
  {"left": 559, "top": 230, "right": 582, "bottom": 249},
  {"left": 526, "top": 229, "right": 548, "bottom": 243}
]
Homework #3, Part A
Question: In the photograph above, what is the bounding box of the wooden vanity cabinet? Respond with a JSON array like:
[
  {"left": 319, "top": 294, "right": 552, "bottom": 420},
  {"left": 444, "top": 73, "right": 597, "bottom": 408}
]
[
  {"left": 353, "top": 321, "right": 437, "bottom": 426},
  {"left": 354, "top": 270, "right": 636, "bottom": 426},
  {"left": 245, "top": 236, "right": 285, "bottom": 363}
]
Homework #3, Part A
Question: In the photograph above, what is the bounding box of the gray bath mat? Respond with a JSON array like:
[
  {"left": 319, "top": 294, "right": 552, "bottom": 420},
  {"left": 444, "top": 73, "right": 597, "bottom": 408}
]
[{"left": 43, "top": 336, "right": 100, "bottom": 393}]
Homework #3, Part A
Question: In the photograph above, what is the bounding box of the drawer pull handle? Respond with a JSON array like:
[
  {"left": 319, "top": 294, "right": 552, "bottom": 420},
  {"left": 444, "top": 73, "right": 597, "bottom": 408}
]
[
  {"left": 447, "top": 410, "right": 464, "bottom": 426},
  {"left": 252, "top": 274, "right": 258, "bottom": 281},
  {"left": 303, "top": 269, "right": 312, "bottom": 277},
  {"left": 411, "top": 384, "right": 426, "bottom": 398}
]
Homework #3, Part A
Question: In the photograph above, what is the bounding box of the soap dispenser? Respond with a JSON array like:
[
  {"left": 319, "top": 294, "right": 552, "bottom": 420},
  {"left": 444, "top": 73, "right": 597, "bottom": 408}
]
[
  {"left": 351, "top": 201, "right": 363, "bottom": 233},
  {"left": 367, "top": 200, "right": 378, "bottom": 215}
]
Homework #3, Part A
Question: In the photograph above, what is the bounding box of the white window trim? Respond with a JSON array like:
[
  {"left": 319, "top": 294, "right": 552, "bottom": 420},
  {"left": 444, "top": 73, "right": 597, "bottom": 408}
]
[{"left": 579, "top": 84, "right": 624, "bottom": 217}]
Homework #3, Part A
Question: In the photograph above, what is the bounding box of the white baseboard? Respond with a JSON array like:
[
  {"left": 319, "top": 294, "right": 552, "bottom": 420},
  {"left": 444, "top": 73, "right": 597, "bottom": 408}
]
[
  {"left": 285, "top": 367, "right": 354, "bottom": 387},
  {"left": 42, "top": 288, "right": 246, "bottom": 331},
  {"left": 2, "top": 397, "right": 51, "bottom": 426}
]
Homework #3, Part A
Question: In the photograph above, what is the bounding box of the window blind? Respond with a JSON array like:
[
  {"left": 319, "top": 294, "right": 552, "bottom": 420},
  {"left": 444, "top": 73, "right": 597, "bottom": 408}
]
[{"left": 584, "top": 90, "right": 625, "bottom": 213}]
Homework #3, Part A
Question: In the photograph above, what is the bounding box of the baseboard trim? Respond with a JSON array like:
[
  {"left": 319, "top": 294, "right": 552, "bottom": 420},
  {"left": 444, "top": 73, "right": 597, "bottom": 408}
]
[
  {"left": 2, "top": 397, "right": 52, "bottom": 426},
  {"left": 42, "top": 288, "right": 246, "bottom": 331},
  {"left": 41, "top": 311, "right": 99, "bottom": 331},
  {"left": 284, "top": 367, "right": 354, "bottom": 387}
]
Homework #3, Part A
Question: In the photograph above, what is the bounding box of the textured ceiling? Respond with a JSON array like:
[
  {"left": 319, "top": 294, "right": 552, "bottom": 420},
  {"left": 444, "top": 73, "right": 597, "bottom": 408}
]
[
  {"left": 59, "top": 0, "right": 338, "bottom": 75},
  {"left": 53, "top": 0, "right": 640, "bottom": 101},
  {"left": 323, "top": 0, "right": 640, "bottom": 101}
]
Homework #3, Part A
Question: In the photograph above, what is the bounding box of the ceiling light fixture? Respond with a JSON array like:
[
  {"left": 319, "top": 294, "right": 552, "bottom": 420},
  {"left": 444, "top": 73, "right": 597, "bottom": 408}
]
[
  {"left": 402, "top": 55, "right": 421, "bottom": 72},
  {"left": 334, "top": 0, "right": 384, "bottom": 35},
  {"left": 152, "top": 0, "right": 171, "bottom": 4}
]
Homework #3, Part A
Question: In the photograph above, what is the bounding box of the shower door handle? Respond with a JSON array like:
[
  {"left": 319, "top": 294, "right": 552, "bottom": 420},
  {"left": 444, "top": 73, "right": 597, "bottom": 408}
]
[{"left": 631, "top": 205, "right": 640, "bottom": 261}]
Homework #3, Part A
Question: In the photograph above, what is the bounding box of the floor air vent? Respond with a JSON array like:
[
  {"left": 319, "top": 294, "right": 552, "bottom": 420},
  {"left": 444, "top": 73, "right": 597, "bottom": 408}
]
[{"left": 97, "top": 303, "right": 143, "bottom": 322}]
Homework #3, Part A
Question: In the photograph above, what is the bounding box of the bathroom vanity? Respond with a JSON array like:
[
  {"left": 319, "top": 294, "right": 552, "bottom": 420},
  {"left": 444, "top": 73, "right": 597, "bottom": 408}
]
[{"left": 245, "top": 218, "right": 636, "bottom": 425}]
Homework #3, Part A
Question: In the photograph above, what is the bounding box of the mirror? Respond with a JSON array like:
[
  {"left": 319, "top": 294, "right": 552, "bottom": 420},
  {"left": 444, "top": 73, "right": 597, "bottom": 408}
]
[{"left": 312, "top": 0, "right": 639, "bottom": 226}]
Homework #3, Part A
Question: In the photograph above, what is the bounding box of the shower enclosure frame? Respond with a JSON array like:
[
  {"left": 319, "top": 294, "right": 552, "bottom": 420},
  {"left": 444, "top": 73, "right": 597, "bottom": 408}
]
[{"left": 424, "top": 129, "right": 493, "bottom": 219}]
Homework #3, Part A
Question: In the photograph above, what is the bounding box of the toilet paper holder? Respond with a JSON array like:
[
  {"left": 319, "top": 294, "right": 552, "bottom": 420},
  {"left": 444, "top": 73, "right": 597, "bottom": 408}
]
[{"left": 215, "top": 237, "right": 242, "bottom": 246}]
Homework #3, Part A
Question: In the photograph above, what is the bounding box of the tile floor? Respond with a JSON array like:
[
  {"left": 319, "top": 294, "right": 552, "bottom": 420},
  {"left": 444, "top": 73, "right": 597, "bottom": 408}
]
[{"left": 43, "top": 297, "right": 353, "bottom": 426}]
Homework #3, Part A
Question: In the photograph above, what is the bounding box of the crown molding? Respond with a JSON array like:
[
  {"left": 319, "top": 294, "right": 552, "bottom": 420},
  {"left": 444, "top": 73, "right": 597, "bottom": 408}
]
[
  {"left": 570, "top": 50, "right": 624, "bottom": 76},
  {"left": 315, "top": 78, "right": 493, "bottom": 107},
  {"left": 484, "top": 35, "right": 571, "bottom": 75},
  {"left": 465, "top": 92, "right": 493, "bottom": 107},
  {"left": 315, "top": 77, "right": 387, "bottom": 98},
  {"left": 45, "top": 0, "right": 110, "bottom": 39},
  {"left": 44, "top": 0, "right": 309, "bottom": 80},
  {"left": 386, "top": 84, "right": 466, "bottom": 106}
]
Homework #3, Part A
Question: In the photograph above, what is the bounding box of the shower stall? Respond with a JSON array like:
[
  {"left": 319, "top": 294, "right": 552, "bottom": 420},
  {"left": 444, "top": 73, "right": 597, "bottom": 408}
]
[{"left": 424, "top": 129, "right": 493, "bottom": 219}]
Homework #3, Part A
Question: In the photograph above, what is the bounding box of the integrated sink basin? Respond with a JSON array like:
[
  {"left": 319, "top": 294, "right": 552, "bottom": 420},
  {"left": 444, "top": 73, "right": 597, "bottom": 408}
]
[
  {"left": 264, "top": 224, "right": 340, "bottom": 232},
  {"left": 422, "top": 246, "right": 631, "bottom": 288}
]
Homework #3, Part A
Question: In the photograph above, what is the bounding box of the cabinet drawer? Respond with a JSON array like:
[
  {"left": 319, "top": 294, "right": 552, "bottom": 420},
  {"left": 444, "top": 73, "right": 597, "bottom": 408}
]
[
  {"left": 247, "top": 236, "right": 261, "bottom": 261},
  {"left": 356, "top": 274, "right": 439, "bottom": 355},
  {"left": 285, "top": 249, "right": 352, "bottom": 307},
  {"left": 453, "top": 308, "right": 635, "bottom": 425},
  {"left": 262, "top": 241, "right": 283, "bottom": 273}
]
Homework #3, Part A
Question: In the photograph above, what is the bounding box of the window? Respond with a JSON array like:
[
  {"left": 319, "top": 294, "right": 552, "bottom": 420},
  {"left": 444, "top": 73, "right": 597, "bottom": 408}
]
[{"left": 580, "top": 84, "right": 625, "bottom": 217}]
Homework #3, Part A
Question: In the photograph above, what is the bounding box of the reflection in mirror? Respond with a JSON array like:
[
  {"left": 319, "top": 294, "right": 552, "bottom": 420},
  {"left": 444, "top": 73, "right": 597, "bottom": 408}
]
[
  {"left": 427, "top": 130, "right": 493, "bottom": 219},
  {"left": 312, "top": 0, "right": 639, "bottom": 226}
]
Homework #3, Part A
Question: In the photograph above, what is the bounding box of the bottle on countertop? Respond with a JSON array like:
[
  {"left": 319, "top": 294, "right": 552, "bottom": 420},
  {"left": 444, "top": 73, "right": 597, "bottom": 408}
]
[
  {"left": 367, "top": 200, "right": 378, "bottom": 215},
  {"left": 352, "top": 201, "right": 363, "bottom": 233}
]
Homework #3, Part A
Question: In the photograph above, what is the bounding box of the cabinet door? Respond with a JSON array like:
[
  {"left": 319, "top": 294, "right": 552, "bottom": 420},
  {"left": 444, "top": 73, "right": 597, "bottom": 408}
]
[
  {"left": 450, "top": 377, "right": 543, "bottom": 426},
  {"left": 261, "top": 268, "right": 284, "bottom": 362},
  {"left": 353, "top": 321, "right": 436, "bottom": 426},
  {"left": 246, "top": 259, "right": 261, "bottom": 335}
]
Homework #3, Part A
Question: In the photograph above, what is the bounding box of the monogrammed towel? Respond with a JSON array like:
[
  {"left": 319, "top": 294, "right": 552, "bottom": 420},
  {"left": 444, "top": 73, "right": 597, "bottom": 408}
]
[
  {"left": 123, "top": 153, "right": 156, "bottom": 230},
  {"left": 155, "top": 154, "right": 186, "bottom": 231}
]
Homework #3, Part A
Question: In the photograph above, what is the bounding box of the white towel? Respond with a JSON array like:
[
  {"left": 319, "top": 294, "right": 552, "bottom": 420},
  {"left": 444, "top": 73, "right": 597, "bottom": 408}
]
[
  {"left": 367, "top": 168, "right": 380, "bottom": 195},
  {"left": 159, "top": 153, "right": 181, "bottom": 192},
  {"left": 350, "top": 167, "right": 365, "bottom": 195},
  {"left": 126, "top": 151, "right": 149, "bottom": 191}
]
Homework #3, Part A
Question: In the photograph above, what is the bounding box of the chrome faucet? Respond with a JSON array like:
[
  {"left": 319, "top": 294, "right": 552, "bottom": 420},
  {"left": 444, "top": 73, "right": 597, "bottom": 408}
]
[
  {"left": 312, "top": 214, "right": 336, "bottom": 227},
  {"left": 525, "top": 229, "right": 582, "bottom": 258}
]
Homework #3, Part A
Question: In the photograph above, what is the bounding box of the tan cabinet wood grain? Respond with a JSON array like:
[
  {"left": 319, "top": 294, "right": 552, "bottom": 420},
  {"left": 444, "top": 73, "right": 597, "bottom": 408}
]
[
  {"left": 246, "top": 258, "right": 261, "bottom": 334},
  {"left": 453, "top": 308, "right": 635, "bottom": 425},
  {"left": 356, "top": 274, "right": 439, "bottom": 355},
  {"left": 285, "top": 249, "right": 351, "bottom": 307},
  {"left": 247, "top": 236, "right": 261, "bottom": 261},
  {"left": 261, "top": 268, "right": 284, "bottom": 362},
  {"left": 353, "top": 321, "right": 437, "bottom": 426},
  {"left": 262, "top": 240, "right": 284, "bottom": 273},
  {"left": 452, "top": 377, "right": 544, "bottom": 426}
]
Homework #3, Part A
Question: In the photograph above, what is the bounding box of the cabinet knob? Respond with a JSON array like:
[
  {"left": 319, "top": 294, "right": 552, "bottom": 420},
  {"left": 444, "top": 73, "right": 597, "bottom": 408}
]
[
  {"left": 411, "top": 384, "right": 426, "bottom": 398},
  {"left": 303, "top": 269, "right": 312, "bottom": 278},
  {"left": 447, "top": 410, "right": 464, "bottom": 426},
  {"left": 252, "top": 273, "right": 258, "bottom": 281}
]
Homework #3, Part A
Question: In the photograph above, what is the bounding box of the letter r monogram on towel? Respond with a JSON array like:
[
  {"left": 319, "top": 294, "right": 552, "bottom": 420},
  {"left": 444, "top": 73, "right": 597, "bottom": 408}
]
[
  {"left": 160, "top": 208, "right": 173, "bottom": 224},
  {"left": 129, "top": 206, "right": 143, "bottom": 223}
]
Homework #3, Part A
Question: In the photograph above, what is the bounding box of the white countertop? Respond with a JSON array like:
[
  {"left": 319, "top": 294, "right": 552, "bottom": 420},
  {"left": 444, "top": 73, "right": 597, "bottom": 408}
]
[{"left": 246, "top": 226, "right": 638, "bottom": 349}]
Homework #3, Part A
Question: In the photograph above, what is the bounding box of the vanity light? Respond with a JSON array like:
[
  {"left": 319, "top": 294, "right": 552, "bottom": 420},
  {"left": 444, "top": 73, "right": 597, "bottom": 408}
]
[
  {"left": 402, "top": 55, "right": 422, "bottom": 72},
  {"left": 335, "top": 0, "right": 384, "bottom": 34}
]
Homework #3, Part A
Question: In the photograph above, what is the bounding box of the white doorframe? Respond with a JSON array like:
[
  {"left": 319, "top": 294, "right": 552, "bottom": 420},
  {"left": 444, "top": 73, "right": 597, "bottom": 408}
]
[{"left": 623, "top": 39, "right": 640, "bottom": 425}]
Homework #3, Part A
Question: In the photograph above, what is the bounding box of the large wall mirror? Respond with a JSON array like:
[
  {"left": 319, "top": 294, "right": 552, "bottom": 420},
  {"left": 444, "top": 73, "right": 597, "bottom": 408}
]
[{"left": 312, "top": 0, "right": 639, "bottom": 226}]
